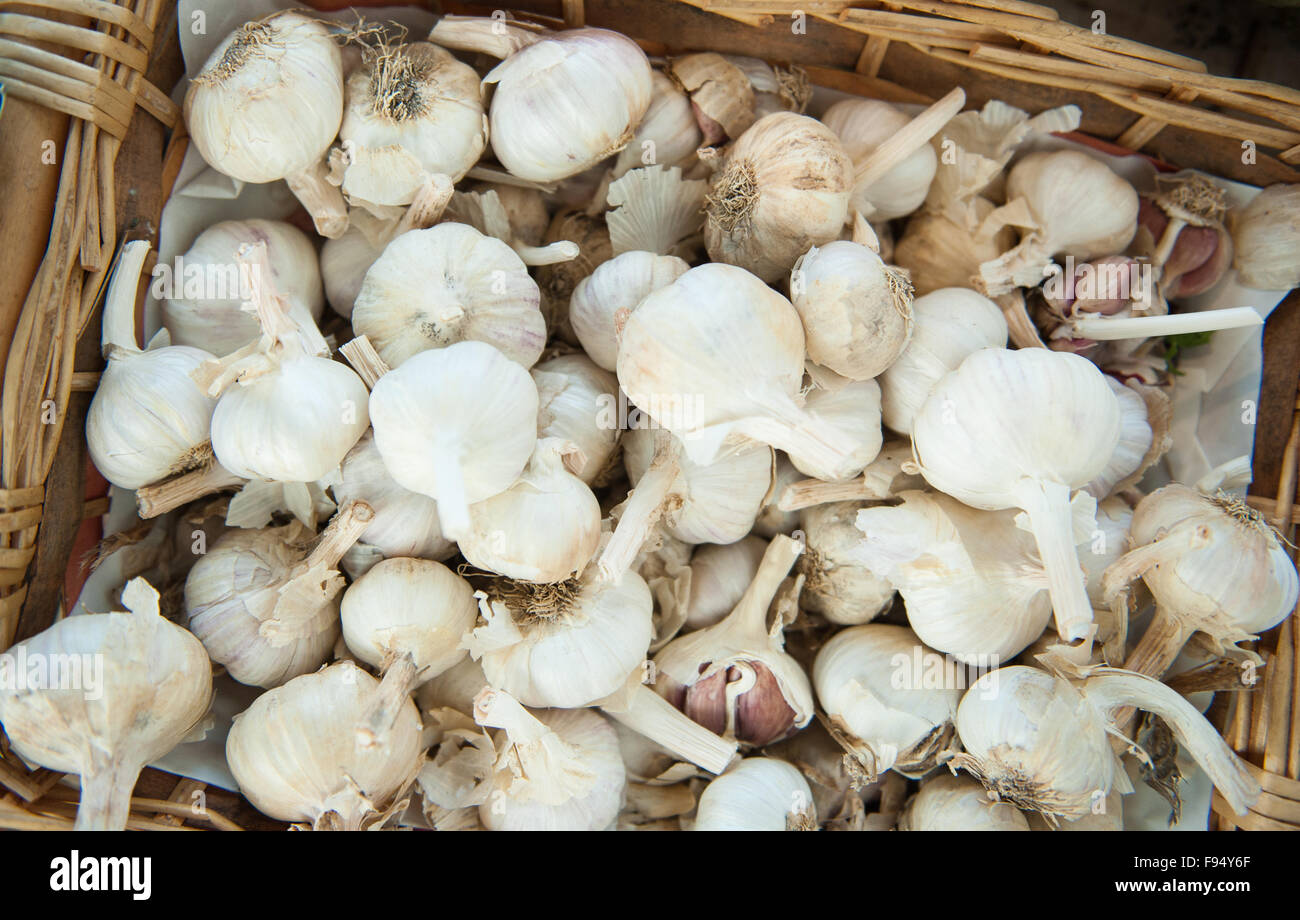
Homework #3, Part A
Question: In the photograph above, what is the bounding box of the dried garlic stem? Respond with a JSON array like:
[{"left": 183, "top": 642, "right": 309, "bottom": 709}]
[
  {"left": 431, "top": 448, "right": 472, "bottom": 542},
  {"left": 598, "top": 431, "right": 681, "bottom": 582},
  {"left": 136, "top": 448, "right": 245, "bottom": 518},
  {"left": 1015, "top": 479, "right": 1094, "bottom": 644},
  {"left": 75, "top": 760, "right": 142, "bottom": 831},
  {"left": 853, "top": 87, "right": 964, "bottom": 189},
  {"left": 599, "top": 683, "right": 737, "bottom": 774},
  {"left": 1110, "top": 606, "right": 1190, "bottom": 731},
  {"left": 778, "top": 475, "right": 891, "bottom": 512},
  {"left": 340, "top": 335, "right": 391, "bottom": 389},
  {"left": 357, "top": 654, "right": 419, "bottom": 750},
  {"left": 738, "top": 400, "right": 860, "bottom": 485},
  {"left": 396, "top": 174, "right": 454, "bottom": 233},
  {"left": 101, "top": 240, "right": 150, "bottom": 357},
  {"left": 427, "top": 15, "right": 545, "bottom": 58},
  {"left": 304, "top": 499, "right": 375, "bottom": 570},
  {"left": 285, "top": 158, "right": 348, "bottom": 239},
  {"left": 734, "top": 535, "right": 803, "bottom": 635}
]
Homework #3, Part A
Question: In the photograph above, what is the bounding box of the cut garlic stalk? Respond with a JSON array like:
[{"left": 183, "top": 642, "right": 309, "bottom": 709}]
[{"left": 1067, "top": 305, "right": 1261, "bottom": 341}]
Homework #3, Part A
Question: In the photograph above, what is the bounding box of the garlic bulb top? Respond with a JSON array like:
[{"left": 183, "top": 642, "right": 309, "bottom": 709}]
[
  {"left": 912, "top": 347, "right": 1120, "bottom": 643},
  {"left": 352, "top": 223, "right": 546, "bottom": 369},
  {"left": 163, "top": 219, "right": 324, "bottom": 357},
  {"left": 798, "top": 501, "right": 894, "bottom": 627},
  {"left": 1231, "top": 183, "right": 1300, "bottom": 290},
  {"left": 569, "top": 250, "right": 689, "bottom": 371},
  {"left": 899, "top": 773, "right": 1029, "bottom": 831},
  {"left": 704, "top": 112, "right": 853, "bottom": 282},
  {"left": 368, "top": 340, "right": 540, "bottom": 541},
  {"left": 821, "top": 98, "right": 938, "bottom": 221},
  {"left": 533, "top": 354, "right": 621, "bottom": 486},
  {"left": 693, "top": 757, "right": 816, "bottom": 831},
  {"left": 337, "top": 42, "right": 487, "bottom": 211},
  {"left": 226, "top": 661, "right": 425, "bottom": 829},
  {"left": 0, "top": 579, "right": 212, "bottom": 831},
  {"left": 612, "top": 70, "right": 702, "bottom": 177}
]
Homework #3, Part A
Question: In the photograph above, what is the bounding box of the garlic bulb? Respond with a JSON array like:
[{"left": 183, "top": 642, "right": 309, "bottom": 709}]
[
  {"left": 533, "top": 354, "right": 621, "bottom": 485},
  {"left": 878, "top": 287, "right": 1007, "bottom": 435},
  {"left": 798, "top": 501, "right": 893, "bottom": 626},
  {"left": 1135, "top": 174, "right": 1233, "bottom": 300},
  {"left": 612, "top": 70, "right": 702, "bottom": 177},
  {"left": 352, "top": 223, "right": 545, "bottom": 369},
  {"left": 790, "top": 241, "right": 913, "bottom": 381},
  {"left": 570, "top": 250, "right": 689, "bottom": 371},
  {"left": 417, "top": 655, "right": 489, "bottom": 720},
  {"left": 1025, "top": 792, "right": 1122, "bottom": 830},
  {"left": 682, "top": 536, "right": 767, "bottom": 630},
  {"left": 822, "top": 99, "right": 938, "bottom": 221},
  {"left": 812, "top": 623, "right": 961, "bottom": 778},
  {"left": 951, "top": 665, "right": 1259, "bottom": 820},
  {"left": 899, "top": 773, "right": 1029, "bottom": 831},
  {"left": 185, "top": 501, "right": 373, "bottom": 688},
  {"left": 87, "top": 240, "right": 217, "bottom": 491},
  {"left": 727, "top": 57, "right": 810, "bottom": 119},
  {"left": 185, "top": 12, "right": 346, "bottom": 237},
  {"left": 227, "top": 661, "right": 425, "bottom": 829},
  {"left": 1231, "top": 183, "right": 1300, "bottom": 290},
  {"left": 1082, "top": 497, "right": 1133, "bottom": 610},
  {"left": 978, "top": 151, "right": 1139, "bottom": 296},
  {"left": 853, "top": 491, "right": 1053, "bottom": 662},
  {"left": 693, "top": 757, "right": 816, "bottom": 831},
  {"left": 893, "top": 202, "right": 1016, "bottom": 295},
  {"left": 0, "top": 579, "right": 212, "bottom": 831},
  {"left": 791, "top": 370, "right": 884, "bottom": 482},
  {"left": 163, "top": 219, "right": 324, "bottom": 357},
  {"left": 654, "top": 535, "right": 813, "bottom": 746},
  {"left": 912, "top": 348, "right": 1120, "bottom": 643},
  {"left": 460, "top": 438, "right": 602, "bottom": 583},
  {"left": 474, "top": 689, "right": 626, "bottom": 831},
  {"left": 1084, "top": 378, "right": 1154, "bottom": 500},
  {"left": 336, "top": 41, "right": 486, "bottom": 212},
  {"left": 704, "top": 113, "right": 853, "bottom": 282},
  {"left": 368, "top": 340, "right": 539, "bottom": 541}
]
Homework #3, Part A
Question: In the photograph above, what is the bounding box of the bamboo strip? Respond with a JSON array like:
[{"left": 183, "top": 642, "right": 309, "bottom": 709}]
[
  {"left": 0, "top": 11, "right": 148, "bottom": 73},
  {"left": 815, "top": 16, "right": 984, "bottom": 52},
  {"left": 1116, "top": 86, "right": 1199, "bottom": 152},
  {"left": 3, "top": 0, "right": 155, "bottom": 44},
  {"left": 0, "top": 76, "right": 128, "bottom": 137},
  {"left": 838, "top": 7, "right": 1012, "bottom": 40},
  {"left": 561, "top": 0, "right": 584, "bottom": 26},
  {"left": 970, "top": 43, "right": 1170, "bottom": 92},
  {"left": 0, "top": 56, "right": 134, "bottom": 130},
  {"left": 801, "top": 63, "right": 934, "bottom": 104},
  {"left": 1098, "top": 91, "right": 1300, "bottom": 153},
  {"left": 1263, "top": 618, "right": 1294, "bottom": 775},
  {"left": 1290, "top": 621, "right": 1299, "bottom": 779},
  {"left": 855, "top": 33, "right": 889, "bottom": 76},
  {"left": 1282, "top": 144, "right": 1300, "bottom": 166},
  {"left": 926, "top": 47, "right": 1135, "bottom": 101}
]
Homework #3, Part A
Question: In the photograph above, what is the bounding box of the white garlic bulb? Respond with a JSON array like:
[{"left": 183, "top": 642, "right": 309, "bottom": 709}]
[
  {"left": 822, "top": 98, "right": 938, "bottom": 220},
  {"left": 693, "top": 757, "right": 816, "bottom": 831},
  {"left": 569, "top": 250, "right": 689, "bottom": 371},
  {"left": 878, "top": 287, "right": 1007, "bottom": 435},
  {"left": 163, "top": 219, "right": 324, "bottom": 357},
  {"left": 0, "top": 579, "right": 212, "bottom": 831},
  {"left": 898, "top": 773, "right": 1029, "bottom": 831},
  {"left": 612, "top": 70, "right": 702, "bottom": 178},
  {"left": 812, "top": 623, "right": 961, "bottom": 778},
  {"left": 791, "top": 370, "right": 884, "bottom": 482},
  {"left": 368, "top": 340, "right": 539, "bottom": 541},
  {"left": 532, "top": 354, "right": 621, "bottom": 485},
  {"left": 184, "top": 12, "right": 346, "bottom": 237},
  {"left": 790, "top": 241, "right": 914, "bottom": 381},
  {"left": 704, "top": 112, "right": 853, "bottom": 282},
  {"left": 798, "top": 501, "right": 894, "bottom": 626},
  {"left": 1081, "top": 497, "right": 1132, "bottom": 609},
  {"left": 682, "top": 536, "right": 767, "bottom": 630},
  {"left": 893, "top": 202, "right": 1017, "bottom": 295},
  {"left": 1084, "top": 378, "right": 1154, "bottom": 500},
  {"left": 460, "top": 438, "right": 602, "bottom": 583},
  {"left": 227, "top": 661, "right": 425, "bottom": 829},
  {"left": 352, "top": 223, "right": 546, "bottom": 369},
  {"left": 1231, "top": 183, "right": 1300, "bottom": 290},
  {"left": 87, "top": 240, "right": 217, "bottom": 491},
  {"left": 336, "top": 42, "right": 486, "bottom": 212}
]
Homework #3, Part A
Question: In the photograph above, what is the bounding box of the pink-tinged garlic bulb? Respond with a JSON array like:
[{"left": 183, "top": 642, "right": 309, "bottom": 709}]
[{"left": 1134, "top": 173, "right": 1233, "bottom": 300}]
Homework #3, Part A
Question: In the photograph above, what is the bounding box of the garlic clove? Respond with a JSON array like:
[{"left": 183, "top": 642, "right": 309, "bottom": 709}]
[
  {"left": 612, "top": 69, "right": 703, "bottom": 178},
  {"left": 789, "top": 368, "right": 885, "bottom": 482}
]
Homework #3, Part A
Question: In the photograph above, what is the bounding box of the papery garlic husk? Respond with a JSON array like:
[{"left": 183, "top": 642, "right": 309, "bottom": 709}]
[
  {"left": 163, "top": 219, "right": 324, "bottom": 356},
  {"left": 898, "top": 772, "right": 1029, "bottom": 831},
  {"left": 798, "top": 501, "right": 893, "bottom": 626},
  {"left": 226, "top": 661, "right": 425, "bottom": 829},
  {"left": 1230, "top": 182, "right": 1300, "bottom": 290},
  {"left": 340, "top": 557, "right": 479, "bottom": 683},
  {"left": 822, "top": 98, "right": 938, "bottom": 221},
  {"left": 692, "top": 757, "right": 816, "bottom": 831},
  {"left": 768, "top": 719, "right": 878, "bottom": 829},
  {"left": 184, "top": 12, "right": 346, "bottom": 237},
  {"left": 1081, "top": 497, "right": 1133, "bottom": 611},
  {"left": 754, "top": 454, "right": 803, "bottom": 538},
  {"left": 352, "top": 223, "right": 545, "bottom": 369},
  {"left": 88, "top": 240, "right": 217, "bottom": 490},
  {"left": 951, "top": 665, "right": 1259, "bottom": 820},
  {"left": 666, "top": 53, "right": 755, "bottom": 145},
  {"left": 977, "top": 150, "right": 1139, "bottom": 296},
  {"left": 0, "top": 579, "right": 212, "bottom": 831},
  {"left": 474, "top": 688, "right": 626, "bottom": 831},
  {"left": 893, "top": 201, "right": 1017, "bottom": 295},
  {"left": 730, "top": 58, "right": 810, "bottom": 119},
  {"left": 654, "top": 535, "right": 813, "bottom": 747},
  {"left": 336, "top": 42, "right": 486, "bottom": 211},
  {"left": 614, "top": 719, "right": 699, "bottom": 785},
  {"left": 682, "top": 536, "right": 768, "bottom": 630},
  {"left": 853, "top": 491, "right": 1057, "bottom": 662},
  {"left": 533, "top": 354, "right": 621, "bottom": 485},
  {"left": 333, "top": 430, "right": 454, "bottom": 563},
  {"left": 570, "top": 250, "right": 689, "bottom": 371},
  {"left": 878, "top": 286, "right": 1007, "bottom": 436},
  {"left": 472, "top": 182, "right": 550, "bottom": 245},
  {"left": 417, "top": 655, "right": 489, "bottom": 721},
  {"left": 368, "top": 339, "right": 539, "bottom": 541},
  {"left": 813, "top": 623, "right": 961, "bottom": 779},
  {"left": 791, "top": 369, "right": 884, "bottom": 482},
  {"left": 537, "top": 210, "right": 613, "bottom": 341},
  {"left": 704, "top": 112, "right": 853, "bottom": 282},
  {"left": 613, "top": 70, "right": 703, "bottom": 177},
  {"left": 912, "top": 347, "right": 1120, "bottom": 643},
  {"left": 460, "top": 438, "right": 602, "bottom": 583},
  {"left": 790, "top": 241, "right": 914, "bottom": 381}
]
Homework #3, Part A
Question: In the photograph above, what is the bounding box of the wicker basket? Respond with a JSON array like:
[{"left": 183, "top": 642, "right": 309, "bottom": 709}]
[{"left": 0, "top": 0, "right": 1296, "bottom": 831}]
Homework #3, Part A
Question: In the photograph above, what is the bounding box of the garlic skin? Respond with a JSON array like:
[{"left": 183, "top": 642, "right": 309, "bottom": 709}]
[
  {"left": 683, "top": 536, "right": 767, "bottom": 630},
  {"left": 227, "top": 661, "right": 425, "bottom": 830},
  {"left": 893, "top": 202, "right": 1016, "bottom": 295},
  {"left": 460, "top": 438, "right": 602, "bottom": 583},
  {"left": 1231, "top": 183, "right": 1300, "bottom": 290},
  {"left": 798, "top": 501, "right": 894, "bottom": 627},
  {"left": 352, "top": 223, "right": 545, "bottom": 370},
  {"left": 813, "top": 624, "right": 961, "bottom": 778},
  {"left": 822, "top": 99, "right": 938, "bottom": 220},
  {"left": 570, "top": 250, "right": 689, "bottom": 371},
  {"left": 754, "top": 454, "right": 803, "bottom": 538},
  {"left": 705, "top": 113, "right": 853, "bottom": 282},
  {"left": 1084, "top": 378, "right": 1154, "bottom": 500},
  {"left": 790, "top": 242, "right": 914, "bottom": 381},
  {"left": 533, "top": 355, "right": 621, "bottom": 485},
  {"left": 1082, "top": 498, "right": 1132, "bottom": 609},
  {"left": 693, "top": 757, "right": 816, "bottom": 831},
  {"left": 878, "top": 287, "right": 1007, "bottom": 435},
  {"left": 899, "top": 773, "right": 1029, "bottom": 831},
  {"left": 340, "top": 557, "right": 479, "bottom": 683},
  {"left": 612, "top": 70, "right": 702, "bottom": 177},
  {"left": 791, "top": 371, "right": 884, "bottom": 482},
  {"left": 163, "top": 219, "right": 324, "bottom": 357},
  {"left": 337, "top": 42, "right": 486, "bottom": 211},
  {"left": 320, "top": 217, "right": 388, "bottom": 320},
  {"left": 0, "top": 579, "right": 212, "bottom": 831}
]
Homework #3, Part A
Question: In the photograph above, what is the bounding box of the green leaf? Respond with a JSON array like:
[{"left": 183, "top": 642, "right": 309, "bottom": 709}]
[{"left": 1163, "top": 330, "right": 1215, "bottom": 375}]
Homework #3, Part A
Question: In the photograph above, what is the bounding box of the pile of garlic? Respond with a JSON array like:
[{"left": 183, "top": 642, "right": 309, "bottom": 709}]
[{"left": 27, "top": 9, "right": 1297, "bottom": 832}]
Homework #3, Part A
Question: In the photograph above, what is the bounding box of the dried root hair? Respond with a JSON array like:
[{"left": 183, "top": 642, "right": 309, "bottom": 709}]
[{"left": 705, "top": 161, "right": 759, "bottom": 235}]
